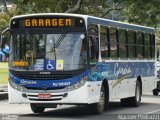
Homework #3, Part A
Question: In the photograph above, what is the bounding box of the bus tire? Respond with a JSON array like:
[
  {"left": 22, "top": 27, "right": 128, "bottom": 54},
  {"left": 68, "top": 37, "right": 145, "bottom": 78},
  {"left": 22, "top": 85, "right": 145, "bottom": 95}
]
[
  {"left": 30, "top": 103, "right": 45, "bottom": 113},
  {"left": 121, "top": 80, "right": 141, "bottom": 107},
  {"left": 89, "top": 85, "right": 105, "bottom": 114},
  {"left": 120, "top": 98, "right": 130, "bottom": 107},
  {"left": 153, "top": 89, "right": 158, "bottom": 96},
  {"left": 130, "top": 80, "right": 141, "bottom": 107}
]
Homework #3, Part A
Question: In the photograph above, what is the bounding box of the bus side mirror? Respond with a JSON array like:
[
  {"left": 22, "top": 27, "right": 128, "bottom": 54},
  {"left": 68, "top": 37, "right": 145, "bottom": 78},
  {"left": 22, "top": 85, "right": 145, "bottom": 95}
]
[{"left": 0, "top": 28, "right": 10, "bottom": 57}]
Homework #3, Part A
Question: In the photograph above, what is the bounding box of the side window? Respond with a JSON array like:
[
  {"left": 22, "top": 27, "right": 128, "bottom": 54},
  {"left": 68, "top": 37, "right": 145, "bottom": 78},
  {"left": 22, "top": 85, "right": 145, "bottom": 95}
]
[
  {"left": 145, "top": 33, "right": 151, "bottom": 59},
  {"left": 110, "top": 27, "right": 118, "bottom": 59},
  {"left": 151, "top": 34, "right": 155, "bottom": 59},
  {"left": 128, "top": 31, "right": 136, "bottom": 59},
  {"left": 88, "top": 24, "right": 99, "bottom": 62},
  {"left": 118, "top": 29, "right": 126, "bottom": 58},
  {"left": 136, "top": 32, "right": 144, "bottom": 59},
  {"left": 100, "top": 26, "right": 109, "bottom": 59}
]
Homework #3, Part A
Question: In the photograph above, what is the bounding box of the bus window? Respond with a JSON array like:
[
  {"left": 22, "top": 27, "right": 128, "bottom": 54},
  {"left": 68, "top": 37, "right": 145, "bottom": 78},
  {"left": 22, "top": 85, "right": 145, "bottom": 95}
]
[
  {"left": 136, "top": 32, "right": 144, "bottom": 59},
  {"left": 145, "top": 33, "right": 151, "bottom": 59},
  {"left": 151, "top": 34, "right": 155, "bottom": 59},
  {"left": 128, "top": 31, "right": 136, "bottom": 59},
  {"left": 88, "top": 24, "right": 99, "bottom": 62},
  {"left": 118, "top": 29, "right": 126, "bottom": 58},
  {"left": 110, "top": 27, "right": 118, "bottom": 59},
  {"left": 100, "top": 26, "right": 109, "bottom": 59}
]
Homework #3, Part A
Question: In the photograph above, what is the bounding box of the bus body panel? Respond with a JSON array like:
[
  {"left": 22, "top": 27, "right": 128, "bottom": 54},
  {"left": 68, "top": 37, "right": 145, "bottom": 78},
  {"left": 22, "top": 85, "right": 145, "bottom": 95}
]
[
  {"left": 8, "top": 60, "right": 156, "bottom": 104},
  {"left": 6, "top": 13, "right": 156, "bottom": 107}
]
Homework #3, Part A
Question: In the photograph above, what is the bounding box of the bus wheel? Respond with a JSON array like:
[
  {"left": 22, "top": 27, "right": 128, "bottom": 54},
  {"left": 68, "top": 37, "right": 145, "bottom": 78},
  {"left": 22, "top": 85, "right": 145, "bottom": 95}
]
[
  {"left": 89, "top": 85, "right": 105, "bottom": 114},
  {"left": 130, "top": 80, "right": 141, "bottom": 107},
  {"left": 30, "top": 103, "right": 45, "bottom": 113},
  {"left": 153, "top": 89, "right": 159, "bottom": 96}
]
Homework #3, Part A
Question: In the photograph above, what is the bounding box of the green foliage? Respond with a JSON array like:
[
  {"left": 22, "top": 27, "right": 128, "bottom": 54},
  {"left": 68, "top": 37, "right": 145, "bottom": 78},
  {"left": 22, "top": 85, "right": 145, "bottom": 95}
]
[
  {"left": 12, "top": 0, "right": 79, "bottom": 14},
  {"left": 0, "top": 5, "right": 17, "bottom": 32},
  {"left": 0, "top": 13, "right": 10, "bottom": 31},
  {"left": 115, "top": 0, "right": 160, "bottom": 27},
  {"left": 12, "top": 0, "right": 119, "bottom": 17},
  {"left": 1, "top": 0, "right": 160, "bottom": 28}
]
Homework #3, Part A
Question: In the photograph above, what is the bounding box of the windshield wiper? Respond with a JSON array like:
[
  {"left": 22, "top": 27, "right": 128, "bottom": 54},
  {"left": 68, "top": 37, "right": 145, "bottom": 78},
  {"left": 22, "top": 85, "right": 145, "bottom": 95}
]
[
  {"left": 52, "top": 37, "right": 56, "bottom": 61},
  {"left": 55, "top": 34, "right": 66, "bottom": 48},
  {"left": 51, "top": 34, "right": 66, "bottom": 60},
  {"left": 47, "top": 34, "right": 66, "bottom": 61}
]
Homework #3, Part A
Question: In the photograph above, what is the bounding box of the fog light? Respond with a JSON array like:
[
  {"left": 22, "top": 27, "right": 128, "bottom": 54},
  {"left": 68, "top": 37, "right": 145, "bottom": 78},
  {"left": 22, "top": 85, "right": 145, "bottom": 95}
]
[
  {"left": 22, "top": 93, "right": 27, "bottom": 98},
  {"left": 63, "top": 93, "right": 68, "bottom": 97},
  {"left": 74, "top": 84, "right": 79, "bottom": 89}
]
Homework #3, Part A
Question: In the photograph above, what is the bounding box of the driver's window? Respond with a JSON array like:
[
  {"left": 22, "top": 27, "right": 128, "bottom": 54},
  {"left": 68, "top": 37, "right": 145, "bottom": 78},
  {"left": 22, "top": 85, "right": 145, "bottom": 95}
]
[
  {"left": 88, "top": 24, "right": 99, "bottom": 64},
  {"left": 0, "top": 30, "right": 10, "bottom": 62}
]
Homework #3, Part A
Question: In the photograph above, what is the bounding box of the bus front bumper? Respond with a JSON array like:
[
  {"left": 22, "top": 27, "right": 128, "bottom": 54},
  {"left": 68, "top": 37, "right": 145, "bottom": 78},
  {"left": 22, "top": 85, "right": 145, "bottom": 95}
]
[{"left": 8, "top": 81, "right": 101, "bottom": 105}]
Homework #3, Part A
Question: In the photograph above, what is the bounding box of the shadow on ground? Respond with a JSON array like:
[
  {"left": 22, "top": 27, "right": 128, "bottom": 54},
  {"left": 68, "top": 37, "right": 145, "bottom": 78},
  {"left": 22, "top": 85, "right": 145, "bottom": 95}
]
[{"left": 19, "top": 101, "right": 160, "bottom": 120}]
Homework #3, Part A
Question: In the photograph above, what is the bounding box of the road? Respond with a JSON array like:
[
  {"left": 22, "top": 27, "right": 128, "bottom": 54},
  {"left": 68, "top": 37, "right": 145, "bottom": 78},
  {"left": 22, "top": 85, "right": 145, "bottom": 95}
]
[{"left": 0, "top": 93, "right": 160, "bottom": 120}]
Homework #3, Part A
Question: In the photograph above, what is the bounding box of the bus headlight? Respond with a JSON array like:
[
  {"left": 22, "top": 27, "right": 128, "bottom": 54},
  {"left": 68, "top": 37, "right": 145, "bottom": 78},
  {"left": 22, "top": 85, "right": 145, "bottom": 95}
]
[
  {"left": 66, "top": 77, "right": 87, "bottom": 91},
  {"left": 9, "top": 80, "right": 26, "bottom": 92}
]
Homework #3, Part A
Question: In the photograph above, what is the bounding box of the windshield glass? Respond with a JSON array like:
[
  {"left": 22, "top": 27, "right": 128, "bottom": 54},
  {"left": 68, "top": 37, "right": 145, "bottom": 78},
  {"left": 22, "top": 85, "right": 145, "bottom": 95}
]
[{"left": 9, "top": 32, "right": 87, "bottom": 71}]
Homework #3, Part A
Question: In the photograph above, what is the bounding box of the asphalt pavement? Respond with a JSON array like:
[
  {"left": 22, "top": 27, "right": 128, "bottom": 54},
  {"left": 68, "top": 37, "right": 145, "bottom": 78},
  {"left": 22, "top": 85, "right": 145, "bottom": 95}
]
[
  {"left": 0, "top": 84, "right": 8, "bottom": 100},
  {"left": 0, "top": 93, "right": 160, "bottom": 120}
]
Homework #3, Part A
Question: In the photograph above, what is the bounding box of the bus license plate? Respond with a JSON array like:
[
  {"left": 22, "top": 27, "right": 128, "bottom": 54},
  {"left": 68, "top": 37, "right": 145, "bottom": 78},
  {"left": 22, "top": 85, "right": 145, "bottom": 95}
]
[{"left": 38, "top": 94, "right": 51, "bottom": 99}]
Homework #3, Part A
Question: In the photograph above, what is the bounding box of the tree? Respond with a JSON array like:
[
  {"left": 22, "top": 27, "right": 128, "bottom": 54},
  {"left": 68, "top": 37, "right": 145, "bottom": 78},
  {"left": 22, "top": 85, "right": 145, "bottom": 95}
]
[
  {"left": 115, "top": 0, "right": 160, "bottom": 27},
  {"left": 1, "top": 0, "right": 123, "bottom": 33},
  {"left": 3, "top": 0, "right": 160, "bottom": 29},
  {"left": 12, "top": 0, "right": 123, "bottom": 17},
  {"left": 0, "top": 13, "right": 10, "bottom": 31}
]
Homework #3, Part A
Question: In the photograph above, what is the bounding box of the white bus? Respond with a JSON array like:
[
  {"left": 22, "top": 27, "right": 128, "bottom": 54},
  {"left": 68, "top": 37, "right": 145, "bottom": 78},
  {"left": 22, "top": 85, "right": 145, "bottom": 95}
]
[{"left": 0, "top": 13, "right": 156, "bottom": 114}]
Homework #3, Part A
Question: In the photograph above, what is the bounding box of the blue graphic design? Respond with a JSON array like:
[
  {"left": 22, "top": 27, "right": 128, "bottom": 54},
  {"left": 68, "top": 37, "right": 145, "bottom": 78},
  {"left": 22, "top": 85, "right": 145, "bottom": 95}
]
[
  {"left": 9, "top": 62, "right": 155, "bottom": 89},
  {"left": 9, "top": 69, "right": 89, "bottom": 89},
  {"left": 88, "top": 62, "right": 155, "bottom": 81},
  {"left": 45, "top": 60, "right": 56, "bottom": 70}
]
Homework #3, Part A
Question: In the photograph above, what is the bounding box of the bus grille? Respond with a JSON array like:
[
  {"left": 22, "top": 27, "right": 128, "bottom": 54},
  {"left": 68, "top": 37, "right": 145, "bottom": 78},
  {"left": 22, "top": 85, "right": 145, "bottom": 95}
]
[
  {"left": 9, "top": 69, "right": 84, "bottom": 80},
  {"left": 27, "top": 93, "right": 65, "bottom": 101},
  {"left": 24, "top": 86, "right": 65, "bottom": 90}
]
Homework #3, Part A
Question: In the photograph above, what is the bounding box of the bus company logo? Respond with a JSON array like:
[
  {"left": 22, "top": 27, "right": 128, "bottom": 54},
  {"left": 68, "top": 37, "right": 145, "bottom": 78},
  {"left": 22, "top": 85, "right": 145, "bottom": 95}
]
[
  {"left": 42, "top": 84, "right": 48, "bottom": 90},
  {"left": 20, "top": 79, "right": 37, "bottom": 85},
  {"left": 114, "top": 63, "right": 132, "bottom": 78}
]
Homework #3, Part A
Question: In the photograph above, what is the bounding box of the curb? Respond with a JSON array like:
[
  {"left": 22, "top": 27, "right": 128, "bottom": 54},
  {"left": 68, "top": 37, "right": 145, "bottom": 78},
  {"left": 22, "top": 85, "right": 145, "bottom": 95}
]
[{"left": 0, "top": 92, "right": 8, "bottom": 100}]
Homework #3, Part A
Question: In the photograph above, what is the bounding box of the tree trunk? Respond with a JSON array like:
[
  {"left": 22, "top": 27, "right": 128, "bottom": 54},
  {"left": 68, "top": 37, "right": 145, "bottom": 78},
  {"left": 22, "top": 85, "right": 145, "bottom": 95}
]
[
  {"left": 2, "top": 0, "right": 12, "bottom": 17},
  {"left": 65, "top": 0, "right": 82, "bottom": 13}
]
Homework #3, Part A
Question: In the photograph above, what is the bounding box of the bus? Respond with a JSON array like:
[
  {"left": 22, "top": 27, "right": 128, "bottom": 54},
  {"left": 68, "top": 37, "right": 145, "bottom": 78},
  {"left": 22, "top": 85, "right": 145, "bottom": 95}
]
[{"left": 0, "top": 13, "right": 156, "bottom": 114}]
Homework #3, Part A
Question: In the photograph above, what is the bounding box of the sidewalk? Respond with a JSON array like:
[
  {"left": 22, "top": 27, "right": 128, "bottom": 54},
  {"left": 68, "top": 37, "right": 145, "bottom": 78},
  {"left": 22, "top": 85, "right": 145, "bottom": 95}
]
[{"left": 0, "top": 84, "right": 8, "bottom": 100}]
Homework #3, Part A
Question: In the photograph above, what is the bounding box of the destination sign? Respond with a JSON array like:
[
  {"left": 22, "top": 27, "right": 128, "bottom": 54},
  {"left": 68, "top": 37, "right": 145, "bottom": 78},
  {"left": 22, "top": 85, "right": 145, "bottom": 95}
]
[
  {"left": 25, "top": 18, "right": 72, "bottom": 27},
  {"left": 10, "top": 16, "right": 85, "bottom": 28},
  {"left": 12, "top": 61, "right": 29, "bottom": 67}
]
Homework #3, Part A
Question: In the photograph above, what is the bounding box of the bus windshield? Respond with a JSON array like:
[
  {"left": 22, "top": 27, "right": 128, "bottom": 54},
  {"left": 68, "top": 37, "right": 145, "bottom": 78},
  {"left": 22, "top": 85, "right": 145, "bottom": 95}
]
[{"left": 10, "top": 32, "right": 87, "bottom": 71}]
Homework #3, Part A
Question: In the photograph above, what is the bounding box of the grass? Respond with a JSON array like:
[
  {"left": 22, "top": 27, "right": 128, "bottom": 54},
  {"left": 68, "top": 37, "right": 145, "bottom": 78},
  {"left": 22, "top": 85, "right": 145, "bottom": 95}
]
[{"left": 0, "top": 62, "right": 8, "bottom": 84}]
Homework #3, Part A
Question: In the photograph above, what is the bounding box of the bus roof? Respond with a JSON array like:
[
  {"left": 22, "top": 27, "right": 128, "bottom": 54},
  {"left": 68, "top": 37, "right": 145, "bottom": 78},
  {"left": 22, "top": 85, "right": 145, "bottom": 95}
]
[{"left": 11, "top": 13, "right": 155, "bottom": 33}]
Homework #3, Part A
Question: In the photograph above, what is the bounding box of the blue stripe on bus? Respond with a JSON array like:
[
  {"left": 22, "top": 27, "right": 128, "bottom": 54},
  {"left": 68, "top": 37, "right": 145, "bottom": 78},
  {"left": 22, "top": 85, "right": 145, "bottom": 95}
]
[
  {"left": 88, "top": 62, "right": 155, "bottom": 81},
  {"left": 9, "top": 69, "right": 89, "bottom": 89},
  {"left": 9, "top": 62, "right": 155, "bottom": 89}
]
